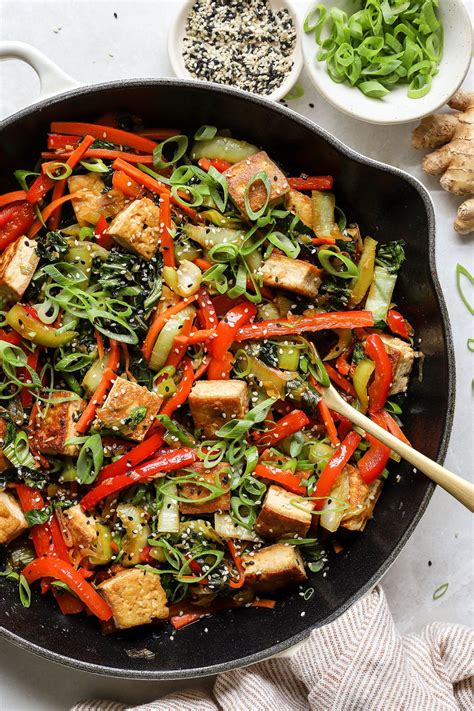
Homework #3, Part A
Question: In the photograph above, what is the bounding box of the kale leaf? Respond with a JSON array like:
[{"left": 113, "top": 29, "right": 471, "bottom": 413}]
[{"left": 375, "top": 240, "right": 406, "bottom": 274}]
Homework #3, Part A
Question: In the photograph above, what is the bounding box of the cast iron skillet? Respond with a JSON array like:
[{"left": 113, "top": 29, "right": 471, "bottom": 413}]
[{"left": 0, "top": 78, "right": 455, "bottom": 679}]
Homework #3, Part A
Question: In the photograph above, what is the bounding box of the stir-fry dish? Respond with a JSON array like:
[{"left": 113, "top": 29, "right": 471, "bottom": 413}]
[{"left": 0, "top": 117, "right": 416, "bottom": 631}]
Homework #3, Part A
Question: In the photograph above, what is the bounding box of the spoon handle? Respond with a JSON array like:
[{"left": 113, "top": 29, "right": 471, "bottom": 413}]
[{"left": 329, "top": 396, "right": 474, "bottom": 512}]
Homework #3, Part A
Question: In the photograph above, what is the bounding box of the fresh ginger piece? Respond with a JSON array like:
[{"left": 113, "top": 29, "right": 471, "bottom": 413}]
[{"left": 412, "top": 90, "right": 474, "bottom": 233}]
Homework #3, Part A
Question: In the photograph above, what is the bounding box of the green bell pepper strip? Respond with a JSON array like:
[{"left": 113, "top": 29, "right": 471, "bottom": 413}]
[{"left": 6, "top": 304, "right": 77, "bottom": 347}]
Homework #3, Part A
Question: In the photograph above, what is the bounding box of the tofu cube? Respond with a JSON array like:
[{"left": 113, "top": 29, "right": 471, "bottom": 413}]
[
  {"left": 255, "top": 485, "right": 312, "bottom": 540},
  {"left": 0, "top": 492, "right": 28, "bottom": 545},
  {"left": 62, "top": 504, "right": 97, "bottom": 551},
  {"left": 341, "top": 466, "right": 383, "bottom": 532},
  {"left": 31, "top": 391, "right": 86, "bottom": 456},
  {"left": 0, "top": 418, "right": 11, "bottom": 473},
  {"left": 379, "top": 334, "right": 416, "bottom": 394},
  {"left": 0, "top": 236, "right": 39, "bottom": 303},
  {"left": 242, "top": 543, "right": 307, "bottom": 593},
  {"left": 224, "top": 151, "right": 289, "bottom": 219},
  {"left": 261, "top": 253, "right": 322, "bottom": 299},
  {"left": 108, "top": 197, "right": 161, "bottom": 260},
  {"left": 68, "top": 173, "right": 127, "bottom": 226},
  {"left": 285, "top": 189, "right": 313, "bottom": 228},
  {"left": 96, "top": 376, "right": 162, "bottom": 442},
  {"left": 178, "top": 462, "right": 231, "bottom": 515},
  {"left": 98, "top": 568, "right": 169, "bottom": 629},
  {"left": 188, "top": 380, "right": 249, "bottom": 438}
]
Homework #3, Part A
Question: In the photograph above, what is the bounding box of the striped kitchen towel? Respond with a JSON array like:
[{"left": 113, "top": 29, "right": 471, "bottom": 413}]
[{"left": 72, "top": 587, "right": 473, "bottom": 711}]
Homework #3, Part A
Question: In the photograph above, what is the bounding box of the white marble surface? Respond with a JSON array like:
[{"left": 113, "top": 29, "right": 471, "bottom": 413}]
[{"left": 0, "top": 1, "right": 472, "bottom": 708}]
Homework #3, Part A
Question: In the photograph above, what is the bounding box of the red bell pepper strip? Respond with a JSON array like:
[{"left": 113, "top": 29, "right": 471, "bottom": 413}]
[
  {"left": 111, "top": 158, "right": 201, "bottom": 222},
  {"left": 169, "top": 598, "right": 276, "bottom": 630},
  {"left": 325, "top": 363, "right": 356, "bottom": 397},
  {"left": 194, "top": 353, "right": 211, "bottom": 380},
  {"left": 47, "top": 133, "right": 81, "bottom": 150},
  {"left": 26, "top": 174, "right": 55, "bottom": 204},
  {"left": 49, "top": 513, "right": 71, "bottom": 562},
  {"left": 235, "top": 311, "right": 374, "bottom": 342},
  {"left": 42, "top": 148, "right": 155, "bottom": 166},
  {"left": 53, "top": 590, "right": 85, "bottom": 615},
  {"left": 208, "top": 302, "right": 257, "bottom": 379},
  {"left": 138, "top": 128, "right": 181, "bottom": 139},
  {"left": 81, "top": 447, "right": 197, "bottom": 510},
  {"left": 112, "top": 169, "right": 142, "bottom": 198},
  {"left": 197, "top": 157, "right": 233, "bottom": 173},
  {"left": 337, "top": 415, "right": 353, "bottom": 441},
  {"left": 317, "top": 398, "right": 340, "bottom": 446},
  {"left": 257, "top": 410, "right": 310, "bottom": 448},
  {"left": 365, "top": 334, "right": 392, "bottom": 414},
  {"left": 23, "top": 557, "right": 113, "bottom": 621},
  {"left": 75, "top": 367, "right": 117, "bottom": 434},
  {"left": 0, "top": 201, "right": 36, "bottom": 250},
  {"left": 15, "top": 484, "right": 53, "bottom": 558},
  {"left": 0, "top": 329, "right": 22, "bottom": 345},
  {"left": 94, "top": 214, "right": 113, "bottom": 249},
  {"left": 97, "top": 430, "right": 165, "bottom": 483},
  {"left": 358, "top": 414, "right": 391, "bottom": 485},
  {"left": 174, "top": 328, "right": 216, "bottom": 347},
  {"left": 335, "top": 351, "right": 351, "bottom": 376},
  {"left": 0, "top": 190, "right": 28, "bottom": 208},
  {"left": 311, "top": 431, "right": 362, "bottom": 511},
  {"left": 142, "top": 295, "right": 198, "bottom": 362},
  {"left": 159, "top": 357, "right": 194, "bottom": 418},
  {"left": 287, "top": 176, "right": 333, "bottom": 191},
  {"left": 227, "top": 541, "right": 246, "bottom": 589},
  {"left": 311, "top": 236, "right": 337, "bottom": 245},
  {"left": 50, "top": 121, "right": 158, "bottom": 154},
  {"left": 197, "top": 287, "right": 217, "bottom": 329},
  {"left": 159, "top": 192, "right": 175, "bottom": 268},
  {"left": 255, "top": 464, "right": 306, "bottom": 495},
  {"left": 386, "top": 309, "right": 414, "bottom": 341}
]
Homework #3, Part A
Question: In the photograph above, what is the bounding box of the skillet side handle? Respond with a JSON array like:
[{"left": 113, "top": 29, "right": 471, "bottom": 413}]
[{"left": 0, "top": 41, "right": 82, "bottom": 103}]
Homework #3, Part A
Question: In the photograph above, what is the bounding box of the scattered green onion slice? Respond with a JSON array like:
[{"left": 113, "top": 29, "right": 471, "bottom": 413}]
[
  {"left": 244, "top": 171, "right": 271, "bottom": 221},
  {"left": 456, "top": 263, "right": 474, "bottom": 316},
  {"left": 318, "top": 248, "right": 359, "bottom": 279},
  {"left": 433, "top": 582, "right": 449, "bottom": 600},
  {"left": 80, "top": 158, "right": 109, "bottom": 173},
  {"left": 153, "top": 135, "right": 189, "bottom": 169},
  {"left": 44, "top": 162, "right": 73, "bottom": 181},
  {"left": 194, "top": 125, "right": 218, "bottom": 141}
]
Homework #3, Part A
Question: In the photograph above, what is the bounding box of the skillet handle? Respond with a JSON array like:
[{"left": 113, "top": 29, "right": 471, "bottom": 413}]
[{"left": 0, "top": 41, "right": 82, "bottom": 103}]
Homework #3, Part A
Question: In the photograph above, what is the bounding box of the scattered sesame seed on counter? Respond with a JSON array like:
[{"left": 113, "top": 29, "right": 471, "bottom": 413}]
[{"left": 182, "top": 0, "right": 297, "bottom": 95}]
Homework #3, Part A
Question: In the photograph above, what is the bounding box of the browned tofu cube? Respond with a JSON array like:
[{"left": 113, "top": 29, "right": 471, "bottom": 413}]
[
  {"left": 31, "top": 391, "right": 86, "bottom": 456},
  {"left": 96, "top": 376, "right": 162, "bottom": 442},
  {"left": 0, "top": 418, "right": 11, "bottom": 473},
  {"left": 98, "top": 568, "right": 168, "bottom": 630},
  {"left": 285, "top": 189, "right": 313, "bottom": 228},
  {"left": 188, "top": 380, "right": 249, "bottom": 438},
  {"left": 379, "top": 335, "right": 416, "bottom": 394},
  {"left": 68, "top": 173, "right": 127, "bottom": 226},
  {"left": 242, "top": 543, "right": 307, "bottom": 593},
  {"left": 341, "top": 466, "right": 383, "bottom": 532},
  {"left": 62, "top": 504, "right": 97, "bottom": 551},
  {"left": 255, "top": 485, "right": 312, "bottom": 540},
  {"left": 224, "top": 151, "right": 289, "bottom": 219},
  {"left": 0, "top": 236, "right": 39, "bottom": 303},
  {"left": 0, "top": 492, "right": 28, "bottom": 545},
  {"left": 261, "top": 254, "right": 322, "bottom": 299},
  {"left": 179, "top": 462, "right": 231, "bottom": 514},
  {"left": 108, "top": 197, "right": 161, "bottom": 260}
]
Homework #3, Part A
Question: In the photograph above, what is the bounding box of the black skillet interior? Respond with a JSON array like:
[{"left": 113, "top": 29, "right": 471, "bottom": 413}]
[{"left": 0, "top": 80, "right": 454, "bottom": 679}]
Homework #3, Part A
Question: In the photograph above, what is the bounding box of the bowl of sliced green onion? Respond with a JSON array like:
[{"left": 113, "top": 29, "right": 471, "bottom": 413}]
[{"left": 301, "top": 0, "right": 472, "bottom": 124}]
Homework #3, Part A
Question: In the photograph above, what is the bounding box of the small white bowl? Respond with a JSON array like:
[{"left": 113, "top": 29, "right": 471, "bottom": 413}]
[
  {"left": 301, "top": 0, "right": 472, "bottom": 124},
  {"left": 167, "top": 0, "right": 303, "bottom": 102}
]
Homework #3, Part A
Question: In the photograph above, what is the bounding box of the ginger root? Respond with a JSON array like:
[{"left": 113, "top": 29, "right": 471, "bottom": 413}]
[{"left": 412, "top": 91, "right": 474, "bottom": 234}]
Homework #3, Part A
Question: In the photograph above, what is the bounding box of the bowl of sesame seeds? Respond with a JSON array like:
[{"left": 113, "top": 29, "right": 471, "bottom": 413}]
[{"left": 168, "top": 0, "right": 303, "bottom": 101}]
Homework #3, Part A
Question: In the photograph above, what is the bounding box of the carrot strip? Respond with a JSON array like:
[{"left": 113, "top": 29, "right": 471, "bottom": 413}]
[
  {"left": 194, "top": 354, "right": 211, "bottom": 380},
  {"left": 174, "top": 328, "right": 216, "bottom": 346},
  {"left": 28, "top": 192, "right": 80, "bottom": 238},
  {"left": 0, "top": 190, "right": 27, "bottom": 208},
  {"left": 48, "top": 134, "right": 95, "bottom": 229},
  {"left": 42, "top": 149, "right": 154, "bottom": 165},
  {"left": 112, "top": 170, "right": 142, "bottom": 198},
  {"left": 76, "top": 367, "right": 116, "bottom": 434},
  {"left": 194, "top": 257, "right": 213, "bottom": 271},
  {"left": 95, "top": 330, "right": 105, "bottom": 360},
  {"left": 50, "top": 121, "right": 157, "bottom": 154},
  {"left": 159, "top": 357, "right": 194, "bottom": 418},
  {"left": 227, "top": 541, "right": 246, "bottom": 589},
  {"left": 142, "top": 295, "right": 198, "bottom": 362},
  {"left": 325, "top": 364, "right": 357, "bottom": 397},
  {"left": 138, "top": 129, "right": 181, "bottom": 139},
  {"left": 317, "top": 398, "right": 340, "bottom": 446}
]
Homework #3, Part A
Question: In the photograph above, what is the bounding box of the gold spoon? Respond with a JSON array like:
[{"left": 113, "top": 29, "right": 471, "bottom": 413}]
[{"left": 321, "top": 382, "right": 474, "bottom": 512}]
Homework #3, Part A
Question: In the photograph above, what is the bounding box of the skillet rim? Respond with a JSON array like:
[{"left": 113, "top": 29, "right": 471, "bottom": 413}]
[{"left": 0, "top": 77, "right": 456, "bottom": 680}]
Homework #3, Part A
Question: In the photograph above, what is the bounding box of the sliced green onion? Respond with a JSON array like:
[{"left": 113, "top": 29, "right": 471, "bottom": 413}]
[
  {"left": 244, "top": 171, "right": 271, "bottom": 221},
  {"left": 170, "top": 184, "right": 204, "bottom": 208},
  {"left": 153, "top": 135, "right": 189, "bottom": 169},
  {"left": 44, "top": 162, "right": 72, "bottom": 181},
  {"left": 267, "top": 230, "right": 300, "bottom": 259},
  {"left": 14, "top": 169, "right": 39, "bottom": 191},
  {"left": 456, "top": 264, "right": 474, "bottom": 316},
  {"left": 433, "top": 582, "right": 449, "bottom": 600},
  {"left": 80, "top": 158, "right": 109, "bottom": 173},
  {"left": 76, "top": 433, "right": 103, "bottom": 485},
  {"left": 318, "top": 248, "right": 359, "bottom": 279},
  {"left": 194, "top": 125, "right": 218, "bottom": 141}
]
